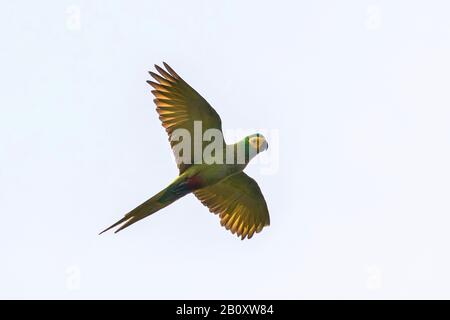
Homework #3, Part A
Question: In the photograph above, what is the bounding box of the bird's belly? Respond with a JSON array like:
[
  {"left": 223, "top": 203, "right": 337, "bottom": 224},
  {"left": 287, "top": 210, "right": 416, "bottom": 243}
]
[{"left": 186, "top": 164, "right": 242, "bottom": 190}]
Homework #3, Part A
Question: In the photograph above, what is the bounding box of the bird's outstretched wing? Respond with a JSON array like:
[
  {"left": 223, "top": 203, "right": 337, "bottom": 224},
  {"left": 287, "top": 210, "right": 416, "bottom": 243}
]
[
  {"left": 148, "top": 62, "right": 224, "bottom": 173},
  {"left": 194, "top": 172, "right": 270, "bottom": 240}
]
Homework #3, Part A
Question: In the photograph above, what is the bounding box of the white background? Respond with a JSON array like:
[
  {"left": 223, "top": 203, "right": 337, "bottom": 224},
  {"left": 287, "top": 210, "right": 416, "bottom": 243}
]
[{"left": 1, "top": 1, "right": 450, "bottom": 299}]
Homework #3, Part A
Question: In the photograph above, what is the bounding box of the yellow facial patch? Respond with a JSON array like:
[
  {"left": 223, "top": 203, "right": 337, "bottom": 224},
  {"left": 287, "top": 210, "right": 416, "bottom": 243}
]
[{"left": 249, "top": 136, "right": 267, "bottom": 151}]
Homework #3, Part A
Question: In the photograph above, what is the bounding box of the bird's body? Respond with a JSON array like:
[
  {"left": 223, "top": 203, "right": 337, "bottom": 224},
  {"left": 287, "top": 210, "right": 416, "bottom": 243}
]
[{"left": 101, "top": 63, "right": 270, "bottom": 239}]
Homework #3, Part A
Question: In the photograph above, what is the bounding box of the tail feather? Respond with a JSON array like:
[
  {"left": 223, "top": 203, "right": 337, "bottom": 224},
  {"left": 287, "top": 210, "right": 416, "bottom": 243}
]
[
  {"left": 100, "top": 192, "right": 165, "bottom": 234},
  {"left": 99, "top": 215, "right": 131, "bottom": 235},
  {"left": 99, "top": 180, "right": 190, "bottom": 234}
]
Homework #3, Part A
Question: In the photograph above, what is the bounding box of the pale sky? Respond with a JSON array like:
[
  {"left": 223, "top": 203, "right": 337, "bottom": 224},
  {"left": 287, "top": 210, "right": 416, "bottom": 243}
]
[{"left": 1, "top": 0, "right": 450, "bottom": 299}]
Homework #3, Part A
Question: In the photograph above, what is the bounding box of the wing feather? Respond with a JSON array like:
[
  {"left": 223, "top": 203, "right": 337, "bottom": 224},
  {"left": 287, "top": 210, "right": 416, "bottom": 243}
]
[
  {"left": 194, "top": 172, "right": 270, "bottom": 240},
  {"left": 148, "top": 63, "right": 224, "bottom": 173}
]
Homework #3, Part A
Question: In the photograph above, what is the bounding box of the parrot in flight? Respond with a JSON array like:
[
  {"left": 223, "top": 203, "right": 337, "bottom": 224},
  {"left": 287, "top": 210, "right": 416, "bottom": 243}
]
[{"left": 100, "top": 62, "right": 270, "bottom": 239}]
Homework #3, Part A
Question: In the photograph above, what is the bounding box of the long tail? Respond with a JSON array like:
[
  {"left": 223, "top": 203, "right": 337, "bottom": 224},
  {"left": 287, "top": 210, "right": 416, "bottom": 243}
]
[{"left": 99, "top": 180, "right": 190, "bottom": 234}]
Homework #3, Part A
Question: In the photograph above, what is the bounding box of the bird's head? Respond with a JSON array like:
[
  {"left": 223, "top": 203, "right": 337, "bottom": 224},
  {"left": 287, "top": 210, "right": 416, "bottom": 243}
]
[{"left": 247, "top": 133, "right": 269, "bottom": 155}]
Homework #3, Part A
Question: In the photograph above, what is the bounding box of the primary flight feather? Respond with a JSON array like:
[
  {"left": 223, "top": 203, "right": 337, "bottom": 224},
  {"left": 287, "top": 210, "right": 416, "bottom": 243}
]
[{"left": 100, "top": 62, "right": 270, "bottom": 239}]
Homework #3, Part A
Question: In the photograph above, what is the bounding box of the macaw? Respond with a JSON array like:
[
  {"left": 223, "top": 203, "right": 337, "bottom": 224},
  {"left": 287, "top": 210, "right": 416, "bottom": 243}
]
[{"left": 100, "top": 63, "right": 270, "bottom": 239}]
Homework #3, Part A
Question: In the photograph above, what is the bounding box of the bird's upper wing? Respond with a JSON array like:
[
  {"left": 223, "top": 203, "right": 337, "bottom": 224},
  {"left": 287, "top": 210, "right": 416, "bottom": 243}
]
[
  {"left": 148, "top": 62, "right": 224, "bottom": 173},
  {"left": 194, "top": 172, "right": 270, "bottom": 240}
]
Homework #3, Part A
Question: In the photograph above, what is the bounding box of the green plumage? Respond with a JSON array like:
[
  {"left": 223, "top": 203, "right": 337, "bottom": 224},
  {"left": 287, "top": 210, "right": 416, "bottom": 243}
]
[{"left": 100, "top": 63, "right": 270, "bottom": 240}]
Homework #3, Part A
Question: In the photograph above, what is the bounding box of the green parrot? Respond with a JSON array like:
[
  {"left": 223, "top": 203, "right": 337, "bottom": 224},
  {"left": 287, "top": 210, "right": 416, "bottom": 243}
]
[{"left": 100, "top": 62, "right": 270, "bottom": 239}]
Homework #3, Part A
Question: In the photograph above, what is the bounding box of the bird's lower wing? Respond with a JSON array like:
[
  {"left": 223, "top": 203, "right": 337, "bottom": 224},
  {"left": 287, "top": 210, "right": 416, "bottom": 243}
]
[{"left": 193, "top": 172, "right": 270, "bottom": 240}]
